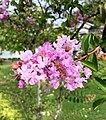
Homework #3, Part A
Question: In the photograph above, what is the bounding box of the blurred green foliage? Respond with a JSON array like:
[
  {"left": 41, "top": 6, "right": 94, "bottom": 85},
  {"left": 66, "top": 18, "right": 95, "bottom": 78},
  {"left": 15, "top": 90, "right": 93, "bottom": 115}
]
[{"left": 0, "top": 0, "right": 105, "bottom": 52}]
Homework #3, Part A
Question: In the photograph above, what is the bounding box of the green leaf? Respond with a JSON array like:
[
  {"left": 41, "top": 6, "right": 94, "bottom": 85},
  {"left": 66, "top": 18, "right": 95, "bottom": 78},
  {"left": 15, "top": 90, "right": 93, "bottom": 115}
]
[
  {"left": 73, "top": 0, "right": 78, "bottom": 4},
  {"left": 64, "top": 0, "right": 71, "bottom": 10},
  {"left": 102, "top": 25, "right": 106, "bottom": 40},
  {"left": 11, "top": 0, "right": 18, "bottom": 6},
  {"left": 82, "top": 33, "right": 99, "bottom": 54},
  {"left": 90, "top": 36, "right": 96, "bottom": 48},
  {"left": 81, "top": 60, "right": 98, "bottom": 71},
  {"left": 92, "top": 53, "right": 98, "bottom": 70},
  {"left": 88, "top": 53, "right": 98, "bottom": 70},
  {"left": 81, "top": 34, "right": 89, "bottom": 54},
  {"left": 89, "top": 33, "right": 99, "bottom": 48},
  {"left": 92, "top": 35, "right": 99, "bottom": 46},
  {"left": 93, "top": 96, "right": 106, "bottom": 110},
  {"left": 94, "top": 77, "right": 106, "bottom": 92},
  {"left": 100, "top": 40, "right": 106, "bottom": 48}
]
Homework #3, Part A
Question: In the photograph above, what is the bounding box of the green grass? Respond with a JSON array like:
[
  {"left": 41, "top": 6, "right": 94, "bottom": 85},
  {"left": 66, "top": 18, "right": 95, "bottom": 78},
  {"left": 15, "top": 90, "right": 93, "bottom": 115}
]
[
  {"left": 0, "top": 63, "right": 37, "bottom": 120},
  {"left": 0, "top": 64, "right": 12, "bottom": 81},
  {"left": 0, "top": 60, "right": 106, "bottom": 120}
]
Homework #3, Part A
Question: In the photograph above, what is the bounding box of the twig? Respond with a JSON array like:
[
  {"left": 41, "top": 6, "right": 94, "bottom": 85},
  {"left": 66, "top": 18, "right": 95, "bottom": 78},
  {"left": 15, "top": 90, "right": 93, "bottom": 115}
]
[
  {"left": 36, "top": 80, "right": 42, "bottom": 120},
  {"left": 75, "top": 46, "right": 100, "bottom": 62},
  {"left": 71, "top": 12, "right": 99, "bottom": 39},
  {"left": 37, "top": 0, "right": 44, "bottom": 14}
]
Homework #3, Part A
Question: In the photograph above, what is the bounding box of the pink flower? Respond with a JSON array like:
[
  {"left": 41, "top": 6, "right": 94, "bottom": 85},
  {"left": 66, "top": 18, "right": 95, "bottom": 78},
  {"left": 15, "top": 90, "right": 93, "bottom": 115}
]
[
  {"left": 0, "top": 8, "right": 9, "bottom": 20},
  {"left": 2, "top": 0, "right": 9, "bottom": 9},
  {"left": 26, "top": 17, "right": 35, "bottom": 24},
  {"left": 64, "top": 83, "right": 75, "bottom": 91},
  {"left": 77, "top": 16, "right": 83, "bottom": 22},
  {"left": 0, "top": 14, "right": 4, "bottom": 20},
  {"left": 50, "top": 79, "right": 59, "bottom": 89},
  {"left": 84, "top": 67, "right": 92, "bottom": 79},
  {"left": 37, "top": 56, "right": 48, "bottom": 68},
  {"left": 70, "top": 20, "right": 75, "bottom": 27},
  {"left": 73, "top": 7, "right": 80, "bottom": 15},
  {"left": 26, "top": 0, "right": 32, "bottom": 2},
  {"left": 20, "top": 50, "right": 33, "bottom": 61},
  {"left": 18, "top": 80, "right": 26, "bottom": 88},
  {"left": 13, "top": 35, "right": 92, "bottom": 91}
]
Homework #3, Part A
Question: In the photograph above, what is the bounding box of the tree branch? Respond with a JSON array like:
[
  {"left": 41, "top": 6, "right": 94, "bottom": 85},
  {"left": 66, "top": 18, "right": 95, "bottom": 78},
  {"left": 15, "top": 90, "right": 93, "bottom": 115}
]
[
  {"left": 37, "top": 0, "right": 44, "bottom": 14},
  {"left": 71, "top": 12, "right": 99, "bottom": 39},
  {"left": 75, "top": 46, "right": 100, "bottom": 62}
]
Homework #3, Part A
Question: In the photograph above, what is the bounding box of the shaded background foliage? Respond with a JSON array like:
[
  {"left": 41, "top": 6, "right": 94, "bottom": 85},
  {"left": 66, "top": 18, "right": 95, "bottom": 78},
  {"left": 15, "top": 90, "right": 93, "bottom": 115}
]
[{"left": 0, "top": 0, "right": 106, "bottom": 52}]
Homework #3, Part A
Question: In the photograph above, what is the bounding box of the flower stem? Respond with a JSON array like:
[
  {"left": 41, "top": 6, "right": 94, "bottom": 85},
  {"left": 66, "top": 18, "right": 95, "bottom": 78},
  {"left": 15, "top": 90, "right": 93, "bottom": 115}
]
[
  {"left": 53, "top": 87, "right": 63, "bottom": 120},
  {"left": 36, "top": 80, "right": 42, "bottom": 120}
]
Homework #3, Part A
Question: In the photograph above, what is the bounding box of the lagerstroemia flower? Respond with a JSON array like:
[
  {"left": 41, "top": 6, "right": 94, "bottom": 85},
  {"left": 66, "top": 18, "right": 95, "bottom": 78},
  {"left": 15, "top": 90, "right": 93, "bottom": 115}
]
[
  {"left": 0, "top": 0, "right": 9, "bottom": 21},
  {"left": 26, "top": 0, "right": 32, "bottom": 2},
  {"left": 73, "top": 7, "right": 80, "bottom": 15},
  {"left": 20, "top": 50, "right": 33, "bottom": 62},
  {"left": 26, "top": 17, "right": 35, "bottom": 24},
  {"left": 2, "top": 0, "right": 9, "bottom": 9},
  {"left": 70, "top": 7, "right": 84, "bottom": 28},
  {"left": 13, "top": 35, "right": 92, "bottom": 91},
  {"left": 84, "top": 67, "right": 92, "bottom": 79},
  {"left": 18, "top": 80, "right": 26, "bottom": 88}
]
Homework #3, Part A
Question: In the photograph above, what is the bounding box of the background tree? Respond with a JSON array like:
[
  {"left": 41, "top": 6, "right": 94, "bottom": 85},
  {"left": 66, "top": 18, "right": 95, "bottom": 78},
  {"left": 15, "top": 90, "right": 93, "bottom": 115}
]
[{"left": 0, "top": 0, "right": 105, "bottom": 52}]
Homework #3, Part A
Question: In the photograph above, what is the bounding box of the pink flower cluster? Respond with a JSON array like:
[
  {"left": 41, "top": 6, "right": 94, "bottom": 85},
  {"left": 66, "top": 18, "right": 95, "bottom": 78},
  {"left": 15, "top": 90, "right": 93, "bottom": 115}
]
[
  {"left": 70, "top": 8, "right": 84, "bottom": 27},
  {"left": 26, "top": 0, "right": 32, "bottom": 2},
  {"left": 0, "top": 0, "right": 9, "bottom": 21},
  {"left": 13, "top": 35, "right": 92, "bottom": 91},
  {"left": 26, "top": 17, "right": 35, "bottom": 24}
]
